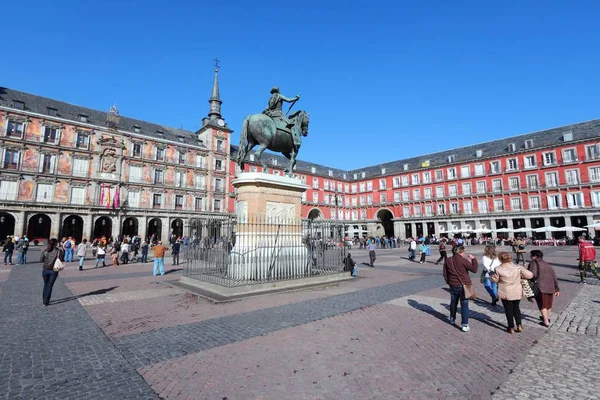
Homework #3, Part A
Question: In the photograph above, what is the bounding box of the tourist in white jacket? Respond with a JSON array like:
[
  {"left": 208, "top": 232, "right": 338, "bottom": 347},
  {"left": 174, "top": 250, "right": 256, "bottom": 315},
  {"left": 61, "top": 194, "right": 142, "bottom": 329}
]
[{"left": 482, "top": 245, "right": 501, "bottom": 305}]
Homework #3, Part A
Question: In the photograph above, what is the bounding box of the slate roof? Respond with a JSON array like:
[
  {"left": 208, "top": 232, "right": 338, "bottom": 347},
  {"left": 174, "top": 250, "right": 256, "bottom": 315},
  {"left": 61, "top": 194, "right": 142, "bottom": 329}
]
[{"left": 0, "top": 87, "right": 203, "bottom": 147}]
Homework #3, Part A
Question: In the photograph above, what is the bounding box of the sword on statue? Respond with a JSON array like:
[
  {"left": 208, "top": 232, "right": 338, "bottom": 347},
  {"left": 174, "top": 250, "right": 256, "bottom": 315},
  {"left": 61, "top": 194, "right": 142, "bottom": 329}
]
[{"left": 285, "top": 93, "right": 301, "bottom": 116}]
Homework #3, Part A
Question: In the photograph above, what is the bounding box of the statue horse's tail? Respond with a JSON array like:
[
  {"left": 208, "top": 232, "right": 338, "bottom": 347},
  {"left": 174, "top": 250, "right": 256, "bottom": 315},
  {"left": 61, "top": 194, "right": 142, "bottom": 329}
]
[{"left": 237, "top": 116, "right": 251, "bottom": 164}]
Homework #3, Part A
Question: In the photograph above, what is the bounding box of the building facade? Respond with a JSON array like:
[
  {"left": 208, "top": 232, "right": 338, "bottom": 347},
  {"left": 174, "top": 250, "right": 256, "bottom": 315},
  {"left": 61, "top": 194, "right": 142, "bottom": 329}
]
[
  {"left": 0, "top": 68, "right": 231, "bottom": 243},
  {"left": 2, "top": 73, "right": 600, "bottom": 243}
]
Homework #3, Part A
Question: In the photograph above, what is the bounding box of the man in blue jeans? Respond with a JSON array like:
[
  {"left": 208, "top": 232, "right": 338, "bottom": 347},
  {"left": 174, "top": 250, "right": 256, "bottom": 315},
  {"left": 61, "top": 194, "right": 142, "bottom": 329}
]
[
  {"left": 442, "top": 246, "right": 478, "bottom": 332},
  {"left": 152, "top": 241, "right": 168, "bottom": 276}
]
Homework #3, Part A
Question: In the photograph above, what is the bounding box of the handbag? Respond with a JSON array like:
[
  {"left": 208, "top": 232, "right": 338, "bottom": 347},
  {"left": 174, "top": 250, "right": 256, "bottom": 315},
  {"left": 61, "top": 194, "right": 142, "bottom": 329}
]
[
  {"left": 480, "top": 259, "right": 490, "bottom": 284},
  {"left": 519, "top": 267, "right": 536, "bottom": 299},
  {"left": 450, "top": 256, "right": 477, "bottom": 300},
  {"left": 53, "top": 254, "right": 65, "bottom": 272}
]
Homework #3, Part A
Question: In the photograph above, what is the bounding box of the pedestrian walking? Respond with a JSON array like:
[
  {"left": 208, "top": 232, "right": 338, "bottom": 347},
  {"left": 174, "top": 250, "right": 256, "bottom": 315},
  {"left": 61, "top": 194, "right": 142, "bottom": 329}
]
[
  {"left": 172, "top": 240, "right": 181, "bottom": 266},
  {"left": 442, "top": 245, "right": 478, "bottom": 332},
  {"left": 63, "top": 237, "right": 74, "bottom": 263},
  {"left": 408, "top": 237, "right": 417, "bottom": 261},
  {"left": 435, "top": 239, "right": 447, "bottom": 265},
  {"left": 528, "top": 250, "right": 560, "bottom": 327},
  {"left": 367, "top": 240, "right": 376, "bottom": 267},
  {"left": 140, "top": 241, "right": 149, "bottom": 263},
  {"left": 491, "top": 252, "right": 533, "bottom": 334},
  {"left": 418, "top": 241, "right": 427, "bottom": 264},
  {"left": 343, "top": 252, "right": 357, "bottom": 276},
  {"left": 40, "top": 239, "right": 64, "bottom": 306},
  {"left": 577, "top": 236, "right": 599, "bottom": 283},
  {"left": 110, "top": 241, "right": 120, "bottom": 266},
  {"left": 77, "top": 239, "right": 88, "bottom": 271},
  {"left": 515, "top": 237, "right": 526, "bottom": 265},
  {"left": 14, "top": 238, "right": 24, "bottom": 265},
  {"left": 481, "top": 245, "right": 500, "bottom": 306},
  {"left": 20, "top": 238, "right": 29, "bottom": 265},
  {"left": 120, "top": 240, "right": 130, "bottom": 264},
  {"left": 152, "top": 241, "right": 169, "bottom": 276},
  {"left": 3, "top": 237, "right": 15, "bottom": 265},
  {"left": 95, "top": 244, "right": 107, "bottom": 267}
]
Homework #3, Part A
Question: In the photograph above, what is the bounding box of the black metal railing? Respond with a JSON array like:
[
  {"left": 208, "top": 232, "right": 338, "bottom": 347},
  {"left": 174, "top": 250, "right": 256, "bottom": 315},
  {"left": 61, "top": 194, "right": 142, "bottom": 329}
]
[{"left": 185, "top": 215, "right": 347, "bottom": 287}]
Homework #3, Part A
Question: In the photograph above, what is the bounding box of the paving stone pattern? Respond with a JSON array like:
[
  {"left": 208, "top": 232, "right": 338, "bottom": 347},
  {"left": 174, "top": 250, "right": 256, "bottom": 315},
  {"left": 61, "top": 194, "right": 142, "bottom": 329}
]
[
  {"left": 113, "top": 274, "right": 446, "bottom": 369},
  {"left": 0, "top": 266, "right": 158, "bottom": 400}
]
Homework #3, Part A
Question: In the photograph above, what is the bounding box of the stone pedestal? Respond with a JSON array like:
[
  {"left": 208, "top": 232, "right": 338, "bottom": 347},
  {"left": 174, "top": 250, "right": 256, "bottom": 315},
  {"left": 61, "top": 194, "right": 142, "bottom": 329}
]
[{"left": 230, "top": 172, "right": 309, "bottom": 280}]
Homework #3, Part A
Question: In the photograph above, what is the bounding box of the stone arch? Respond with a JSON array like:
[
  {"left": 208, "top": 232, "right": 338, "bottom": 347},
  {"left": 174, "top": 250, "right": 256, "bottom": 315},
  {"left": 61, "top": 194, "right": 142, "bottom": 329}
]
[
  {"left": 171, "top": 218, "right": 184, "bottom": 240},
  {"left": 27, "top": 213, "right": 52, "bottom": 242},
  {"left": 61, "top": 215, "right": 84, "bottom": 243},
  {"left": 122, "top": 217, "right": 139, "bottom": 237},
  {"left": 0, "top": 212, "right": 16, "bottom": 243},
  {"left": 376, "top": 208, "right": 394, "bottom": 237},
  {"left": 93, "top": 216, "right": 113, "bottom": 240},
  {"left": 307, "top": 208, "right": 323, "bottom": 220},
  {"left": 147, "top": 218, "right": 162, "bottom": 240}
]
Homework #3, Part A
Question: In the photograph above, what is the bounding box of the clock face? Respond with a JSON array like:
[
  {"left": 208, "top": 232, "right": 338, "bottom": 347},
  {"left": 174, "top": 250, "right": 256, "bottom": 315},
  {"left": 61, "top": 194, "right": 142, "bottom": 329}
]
[{"left": 217, "top": 119, "right": 225, "bottom": 127}]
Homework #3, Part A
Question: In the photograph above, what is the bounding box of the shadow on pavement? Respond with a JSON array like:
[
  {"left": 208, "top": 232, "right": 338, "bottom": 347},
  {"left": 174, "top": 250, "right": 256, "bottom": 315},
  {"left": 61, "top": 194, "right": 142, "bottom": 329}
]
[
  {"left": 407, "top": 299, "right": 461, "bottom": 330},
  {"left": 164, "top": 268, "right": 183, "bottom": 275},
  {"left": 50, "top": 286, "right": 118, "bottom": 305}
]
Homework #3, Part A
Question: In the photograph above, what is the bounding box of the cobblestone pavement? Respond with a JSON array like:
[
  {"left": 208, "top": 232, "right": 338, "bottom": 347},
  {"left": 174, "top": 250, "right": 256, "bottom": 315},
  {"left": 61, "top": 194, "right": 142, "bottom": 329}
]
[
  {"left": 492, "top": 283, "right": 600, "bottom": 400},
  {"left": 0, "top": 245, "right": 594, "bottom": 399}
]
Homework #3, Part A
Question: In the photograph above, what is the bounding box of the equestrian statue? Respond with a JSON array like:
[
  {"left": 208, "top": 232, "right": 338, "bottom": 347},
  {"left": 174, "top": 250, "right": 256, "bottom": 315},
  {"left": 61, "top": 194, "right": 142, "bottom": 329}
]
[{"left": 237, "top": 86, "right": 310, "bottom": 176}]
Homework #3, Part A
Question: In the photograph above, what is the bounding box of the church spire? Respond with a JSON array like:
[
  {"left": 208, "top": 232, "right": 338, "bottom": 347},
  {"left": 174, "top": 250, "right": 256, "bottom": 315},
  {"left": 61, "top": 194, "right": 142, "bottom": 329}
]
[{"left": 208, "top": 58, "right": 222, "bottom": 120}]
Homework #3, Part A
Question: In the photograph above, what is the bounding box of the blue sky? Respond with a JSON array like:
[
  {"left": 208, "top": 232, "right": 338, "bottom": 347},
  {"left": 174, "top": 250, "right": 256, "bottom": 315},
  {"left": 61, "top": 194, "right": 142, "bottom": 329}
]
[{"left": 2, "top": 1, "right": 600, "bottom": 170}]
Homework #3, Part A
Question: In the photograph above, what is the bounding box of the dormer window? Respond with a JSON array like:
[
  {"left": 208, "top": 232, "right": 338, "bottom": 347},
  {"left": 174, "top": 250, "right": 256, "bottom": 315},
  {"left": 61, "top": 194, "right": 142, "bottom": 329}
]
[
  {"left": 508, "top": 143, "right": 516, "bottom": 152},
  {"left": 353, "top": 173, "right": 358, "bottom": 179},
  {"left": 78, "top": 114, "right": 88, "bottom": 123},
  {"left": 311, "top": 166, "right": 316, "bottom": 174},
  {"left": 381, "top": 168, "right": 386, "bottom": 174},
  {"left": 343, "top": 173, "right": 347, "bottom": 179},
  {"left": 156, "top": 130, "right": 164, "bottom": 137},
  {"left": 47, "top": 107, "right": 57, "bottom": 117},
  {"left": 361, "top": 171, "right": 366, "bottom": 178},
  {"left": 328, "top": 170, "right": 333, "bottom": 177},
  {"left": 563, "top": 131, "right": 573, "bottom": 141},
  {"left": 524, "top": 139, "right": 533, "bottom": 149},
  {"left": 133, "top": 125, "right": 141, "bottom": 133},
  {"left": 475, "top": 149, "right": 483, "bottom": 157},
  {"left": 13, "top": 100, "right": 24, "bottom": 110},
  {"left": 403, "top": 164, "right": 408, "bottom": 171},
  {"left": 447, "top": 155, "right": 456, "bottom": 163},
  {"left": 249, "top": 154, "right": 255, "bottom": 162},
  {"left": 272, "top": 158, "right": 278, "bottom": 166}
]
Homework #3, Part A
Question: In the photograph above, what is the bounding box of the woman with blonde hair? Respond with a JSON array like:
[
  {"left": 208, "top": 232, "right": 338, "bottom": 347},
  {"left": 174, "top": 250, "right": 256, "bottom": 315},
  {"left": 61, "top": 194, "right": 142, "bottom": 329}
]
[
  {"left": 482, "top": 245, "right": 501, "bottom": 305},
  {"left": 491, "top": 252, "right": 534, "bottom": 333}
]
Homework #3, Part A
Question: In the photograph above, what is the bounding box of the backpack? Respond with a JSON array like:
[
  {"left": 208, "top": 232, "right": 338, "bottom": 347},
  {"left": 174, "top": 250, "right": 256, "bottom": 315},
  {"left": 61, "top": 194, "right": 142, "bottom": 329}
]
[
  {"left": 64, "top": 241, "right": 72, "bottom": 249},
  {"left": 518, "top": 244, "right": 525, "bottom": 250}
]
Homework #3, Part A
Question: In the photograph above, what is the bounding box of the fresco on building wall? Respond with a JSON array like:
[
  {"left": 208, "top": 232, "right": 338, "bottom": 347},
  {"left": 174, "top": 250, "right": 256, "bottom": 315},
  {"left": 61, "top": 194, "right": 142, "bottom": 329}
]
[
  {"left": 60, "top": 126, "right": 75, "bottom": 147},
  {"left": 166, "top": 146, "right": 175, "bottom": 162},
  {"left": 86, "top": 186, "right": 92, "bottom": 205},
  {"left": 54, "top": 181, "right": 69, "bottom": 203},
  {"left": 18, "top": 180, "right": 34, "bottom": 201},
  {"left": 164, "top": 190, "right": 173, "bottom": 207},
  {"left": 185, "top": 194, "right": 193, "bottom": 209},
  {"left": 25, "top": 119, "right": 41, "bottom": 141},
  {"left": 141, "top": 190, "right": 151, "bottom": 208},
  {"left": 21, "top": 149, "right": 38, "bottom": 171},
  {"left": 57, "top": 155, "right": 71, "bottom": 175},
  {"left": 144, "top": 143, "right": 153, "bottom": 159},
  {"left": 143, "top": 165, "right": 152, "bottom": 182},
  {"left": 165, "top": 168, "right": 174, "bottom": 185},
  {"left": 186, "top": 171, "right": 194, "bottom": 187}
]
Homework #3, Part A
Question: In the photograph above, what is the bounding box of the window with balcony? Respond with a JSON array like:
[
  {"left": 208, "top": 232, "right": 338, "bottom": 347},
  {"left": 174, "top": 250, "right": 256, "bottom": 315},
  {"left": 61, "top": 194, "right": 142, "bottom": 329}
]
[
  {"left": 214, "top": 178, "right": 223, "bottom": 192},
  {"left": 360, "top": 195, "right": 366, "bottom": 205},
  {"left": 545, "top": 172, "right": 559, "bottom": 187},
  {"left": 130, "top": 142, "right": 142, "bottom": 158},
  {"left": 412, "top": 189, "right": 420, "bottom": 200},
  {"left": 529, "top": 196, "right": 540, "bottom": 210},
  {"left": 509, "top": 177, "right": 520, "bottom": 190},
  {"left": 463, "top": 201, "right": 473, "bottom": 214},
  {"left": 448, "top": 185, "right": 457, "bottom": 196},
  {"left": 566, "top": 192, "right": 584, "bottom": 208},
  {"left": 154, "top": 169, "right": 164, "bottom": 184},
  {"left": 196, "top": 154, "right": 205, "bottom": 168},
  {"left": 492, "top": 179, "right": 502, "bottom": 192},
  {"left": 337, "top": 182, "right": 343, "bottom": 192},
  {"left": 478, "top": 200, "right": 488, "bottom": 213},
  {"left": 70, "top": 187, "right": 86, "bottom": 205},
  {"left": 127, "top": 191, "right": 140, "bottom": 208},
  {"left": 447, "top": 168, "right": 457, "bottom": 179},
  {"left": 178, "top": 151, "right": 186, "bottom": 165},
  {"left": 175, "top": 195, "right": 183, "bottom": 209},
  {"left": 424, "top": 187, "right": 432, "bottom": 199},
  {"left": 213, "top": 199, "right": 221, "bottom": 212},
  {"left": 511, "top": 197, "right": 522, "bottom": 211},
  {"left": 566, "top": 169, "right": 580, "bottom": 185},
  {"left": 42, "top": 127, "right": 58, "bottom": 144},
  {"left": 215, "top": 159, "right": 223, "bottom": 171},
  {"left": 490, "top": 161, "right": 501, "bottom": 174},
  {"left": 155, "top": 148, "right": 165, "bottom": 161},
  {"left": 38, "top": 154, "right": 56, "bottom": 174},
  {"left": 216, "top": 140, "right": 223, "bottom": 152},
  {"left": 414, "top": 205, "right": 421, "bottom": 217},
  {"left": 195, "top": 197, "right": 204, "bottom": 210},
  {"left": 562, "top": 148, "right": 577, "bottom": 163},
  {"left": 425, "top": 205, "right": 433, "bottom": 216},
  {"left": 590, "top": 167, "right": 600, "bottom": 182},
  {"left": 547, "top": 194, "right": 561, "bottom": 209},
  {"left": 403, "top": 206, "right": 411, "bottom": 217},
  {"left": 494, "top": 199, "right": 504, "bottom": 212},
  {"left": 36, "top": 183, "right": 53, "bottom": 203},
  {"left": 6, "top": 120, "right": 25, "bottom": 138},
  {"left": 351, "top": 183, "right": 357, "bottom": 193},
  {"left": 435, "top": 170, "right": 444, "bottom": 181},
  {"left": 522, "top": 175, "right": 536, "bottom": 189},
  {"left": 585, "top": 144, "right": 600, "bottom": 160},
  {"left": 379, "top": 179, "right": 386, "bottom": 189},
  {"left": 543, "top": 152, "right": 556, "bottom": 165},
  {"left": 592, "top": 191, "right": 600, "bottom": 207},
  {"left": 474, "top": 163, "right": 485, "bottom": 176},
  {"left": 392, "top": 177, "right": 400, "bottom": 188},
  {"left": 402, "top": 191, "right": 410, "bottom": 201},
  {"left": 460, "top": 165, "right": 470, "bottom": 178},
  {"left": 437, "top": 204, "right": 446, "bottom": 215},
  {"left": 380, "top": 193, "right": 387, "bottom": 203},
  {"left": 394, "top": 192, "right": 400, "bottom": 202},
  {"left": 367, "top": 194, "right": 373, "bottom": 205},
  {"left": 410, "top": 174, "right": 419, "bottom": 185},
  {"left": 194, "top": 175, "right": 205, "bottom": 189},
  {"left": 435, "top": 186, "right": 444, "bottom": 198},
  {"left": 352, "top": 196, "right": 358, "bottom": 206},
  {"left": 507, "top": 158, "right": 518, "bottom": 171},
  {"left": 324, "top": 180, "right": 330, "bottom": 190},
  {"left": 76, "top": 133, "right": 89, "bottom": 149},
  {"left": 313, "top": 178, "right": 319, "bottom": 189},
  {"left": 367, "top": 181, "right": 373, "bottom": 191},
  {"left": 462, "top": 183, "right": 471, "bottom": 195},
  {"left": 175, "top": 171, "right": 184, "bottom": 188},
  {"left": 153, "top": 193, "right": 162, "bottom": 208},
  {"left": 450, "top": 202, "right": 459, "bottom": 214},
  {"left": 0, "top": 181, "right": 18, "bottom": 201},
  {"left": 401, "top": 176, "right": 409, "bottom": 186},
  {"left": 524, "top": 155, "right": 536, "bottom": 169},
  {"left": 476, "top": 181, "right": 486, "bottom": 193},
  {"left": 423, "top": 171, "right": 431, "bottom": 183},
  {"left": 128, "top": 165, "right": 142, "bottom": 183}
]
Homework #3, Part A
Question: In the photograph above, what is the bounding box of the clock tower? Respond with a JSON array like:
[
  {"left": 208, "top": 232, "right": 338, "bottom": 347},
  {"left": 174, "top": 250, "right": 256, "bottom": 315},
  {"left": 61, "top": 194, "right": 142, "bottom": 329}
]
[{"left": 196, "top": 60, "right": 233, "bottom": 213}]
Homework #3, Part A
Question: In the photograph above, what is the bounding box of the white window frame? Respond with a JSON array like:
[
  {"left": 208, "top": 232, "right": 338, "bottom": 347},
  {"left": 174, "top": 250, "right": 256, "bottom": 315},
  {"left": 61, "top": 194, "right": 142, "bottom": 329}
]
[
  {"left": 490, "top": 160, "right": 501, "bottom": 174},
  {"left": 36, "top": 183, "right": 54, "bottom": 203},
  {"left": 477, "top": 200, "right": 488, "bottom": 214},
  {"left": 494, "top": 199, "right": 504, "bottom": 212},
  {"left": 547, "top": 194, "right": 561, "bottom": 210},
  {"left": 447, "top": 168, "right": 457, "bottom": 180},
  {"left": 462, "top": 182, "right": 471, "bottom": 195},
  {"left": 476, "top": 180, "right": 486, "bottom": 194},
  {"left": 6, "top": 120, "right": 26, "bottom": 139},
  {"left": 70, "top": 187, "right": 86, "bottom": 205},
  {"left": 566, "top": 192, "right": 584, "bottom": 208},
  {"left": 562, "top": 148, "right": 578, "bottom": 163},
  {"left": 589, "top": 166, "right": 600, "bottom": 182},
  {"left": 460, "top": 165, "right": 470, "bottom": 178},
  {"left": 435, "top": 170, "right": 444, "bottom": 181},
  {"left": 506, "top": 158, "right": 518, "bottom": 171},
  {"left": 565, "top": 169, "right": 580, "bottom": 185},
  {"left": 528, "top": 196, "right": 541, "bottom": 210},
  {"left": 524, "top": 155, "right": 536, "bottom": 169},
  {"left": 526, "top": 174, "right": 539, "bottom": 189},
  {"left": 0, "top": 180, "right": 18, "bottom": 200},
  {"left": 545, "top": 171, "right": 559, "bottom": 188},
  {"left": 41, "top": 126, "right": 60, "bottom": 144},
  {"left": 510, "top": 197, "right": 522, "bottom": 211},
  {"left": 509, "top": 176, "right": 520, "bottom": 191},
  {"left": 543, "top": 151, "right": 556, "bottom": 166},
  {"left": 474, "top": 163, "right": 485, "bottom": 176}
]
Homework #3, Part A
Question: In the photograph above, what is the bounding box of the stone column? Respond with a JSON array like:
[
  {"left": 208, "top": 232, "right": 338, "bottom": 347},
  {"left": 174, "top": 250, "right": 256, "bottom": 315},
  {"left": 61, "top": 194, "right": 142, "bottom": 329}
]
[
  {"left": 139, "top": 216, "right": 148, "bottom": 241},
  {"left": 524, "top": 218, "right": 532, "bottom": 234},
  {"left": 49, "top": 213, "right": 60, "bottom": 239},
  {"left": 15, "top": 211, "right": 26, "bottom": 237},
  {"left": 82, "top": 213, "right": 93, "bottom": 241},
  {"left": 160, "top": 217, "right": 170, "bottom": 242}
]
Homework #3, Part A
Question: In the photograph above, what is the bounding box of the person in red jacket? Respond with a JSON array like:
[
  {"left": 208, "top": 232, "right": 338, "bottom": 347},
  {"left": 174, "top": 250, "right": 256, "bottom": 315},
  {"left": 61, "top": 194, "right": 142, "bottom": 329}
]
[
  {"left": 443, "top": 245, "right": 478, "bottom": 332},
  {"left": 578, "top": 236, "right": 599, "bottom": 284}
]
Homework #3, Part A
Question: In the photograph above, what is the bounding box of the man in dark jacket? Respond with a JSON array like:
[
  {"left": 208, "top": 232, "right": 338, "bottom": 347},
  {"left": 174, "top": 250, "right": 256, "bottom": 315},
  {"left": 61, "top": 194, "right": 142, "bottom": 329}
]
[
  {"left": 443, "top": 246, "right": 478, "bottom": 332},
  {"left": 343, "top": 253, "right": 356, "bottom": 276},
  {"left": 3, "top": 237, "right": 15, "bottom": 265},
  {"left": 528, "top": 250, "right": 560, "bottom": 327}
]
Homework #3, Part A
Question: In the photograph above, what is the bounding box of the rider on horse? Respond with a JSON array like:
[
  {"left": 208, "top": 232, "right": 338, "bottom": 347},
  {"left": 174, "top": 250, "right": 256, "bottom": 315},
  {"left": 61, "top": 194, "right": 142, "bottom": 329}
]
[{"left": 262, "top": 86, "right": 300, "bottom": 130}]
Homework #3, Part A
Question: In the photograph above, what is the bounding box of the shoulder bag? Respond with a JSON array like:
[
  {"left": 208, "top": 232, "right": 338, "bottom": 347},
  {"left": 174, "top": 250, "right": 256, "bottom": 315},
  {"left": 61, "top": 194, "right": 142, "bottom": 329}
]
[
  {"left": 480, "top": 259, "right": 491, "bottom": 284},
  {"left": 451, "top": 257, "right": 477, "bottom": 299},
  {"left": 519, "top": 266, "right": 536, "bottom": 299},
  {"left": 52, "top": 250, "right": 65, "bottom": 272}
]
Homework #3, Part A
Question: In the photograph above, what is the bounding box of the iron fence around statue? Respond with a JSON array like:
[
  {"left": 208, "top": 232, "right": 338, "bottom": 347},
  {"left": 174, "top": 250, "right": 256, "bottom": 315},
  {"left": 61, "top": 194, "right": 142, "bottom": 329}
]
[{"left": 185, "top": 215, "right": 347, "bottom": 287}]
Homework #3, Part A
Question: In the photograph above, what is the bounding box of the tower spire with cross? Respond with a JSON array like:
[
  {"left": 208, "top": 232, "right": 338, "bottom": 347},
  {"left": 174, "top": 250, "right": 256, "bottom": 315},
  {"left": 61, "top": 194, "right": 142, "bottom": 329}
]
[{"left": 208, "top": 58, "right": 222, "bottom": 121}]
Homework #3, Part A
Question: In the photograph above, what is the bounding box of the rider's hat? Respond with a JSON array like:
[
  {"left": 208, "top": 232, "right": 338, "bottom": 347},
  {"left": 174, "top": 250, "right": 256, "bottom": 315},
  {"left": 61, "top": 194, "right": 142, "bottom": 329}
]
[{"left": 270, "top": 86, "right": 280, "bottom": 94}]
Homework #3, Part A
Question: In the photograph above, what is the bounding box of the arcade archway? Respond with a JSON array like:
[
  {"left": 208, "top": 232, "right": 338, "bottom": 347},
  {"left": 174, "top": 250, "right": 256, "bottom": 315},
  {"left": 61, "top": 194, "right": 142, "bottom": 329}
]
[
  {"left": 147, "top": 218, "right": 162, "bottom": 240},
  {"left": 0, "top": 213, "right": 16, "bottom": 242},
  {"left": 93, "top": 217, "right": 112, "bottom": 239},
  {"left": 307, "top": 208, "right": 323, "bottom": 221},
  {"left": 171, "top": 218, "right": 184, "bottom": 240},
  {"left": 61, "top": 215, "right": 84, "bottom": 243},
  {"left": 376, "top": 209, "right": 394, "bottom": 237},
  {"left": 27, "top": 214, "right": 51, "bottom": 241},
  {"left": 122, "top": 217, "right": 139, "bottom": 237}
]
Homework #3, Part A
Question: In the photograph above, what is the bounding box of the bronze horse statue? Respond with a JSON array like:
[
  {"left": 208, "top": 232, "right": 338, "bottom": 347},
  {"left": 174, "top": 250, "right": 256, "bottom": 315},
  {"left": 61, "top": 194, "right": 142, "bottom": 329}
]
[{"left": 236, "top": 110, "right": 310, "bottom": 176}]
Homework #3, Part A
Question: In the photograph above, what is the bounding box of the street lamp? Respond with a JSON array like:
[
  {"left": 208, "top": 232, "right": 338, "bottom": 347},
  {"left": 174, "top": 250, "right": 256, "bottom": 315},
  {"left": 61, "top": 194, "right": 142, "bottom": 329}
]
[{"left": 0, "top": 216, "right": 4, "bottom": 224}]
